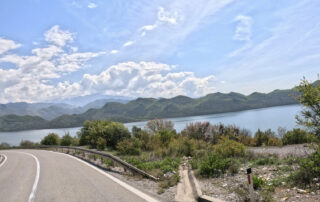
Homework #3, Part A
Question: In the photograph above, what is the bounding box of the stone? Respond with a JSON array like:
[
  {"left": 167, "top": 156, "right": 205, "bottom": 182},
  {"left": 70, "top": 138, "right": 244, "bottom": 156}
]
[{"left": 297, "top": 189, "right": 307, "bottom": 194}]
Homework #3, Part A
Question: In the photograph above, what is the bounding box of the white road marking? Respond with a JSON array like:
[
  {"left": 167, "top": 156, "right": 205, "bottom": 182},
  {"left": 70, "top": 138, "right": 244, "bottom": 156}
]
[
  {"left": 55, "top": 152, "right": 159, "bottom": 202},
  {"left": 14, "top": 152, "right": 40, "bottom": 202},
  {"left": 0, "top": 154, "right": 7, "bottom": 168}
]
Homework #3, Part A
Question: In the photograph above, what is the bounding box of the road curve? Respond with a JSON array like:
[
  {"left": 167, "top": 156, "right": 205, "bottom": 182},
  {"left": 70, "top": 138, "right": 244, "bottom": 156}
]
[{"left": 0, "top": 150, "right": 159, "bottom": 202}]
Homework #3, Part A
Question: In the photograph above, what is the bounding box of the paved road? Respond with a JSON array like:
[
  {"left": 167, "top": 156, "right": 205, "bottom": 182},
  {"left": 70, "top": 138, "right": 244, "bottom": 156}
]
[{"left": 0, "top": 150, "right": 159, "bottom": 202}]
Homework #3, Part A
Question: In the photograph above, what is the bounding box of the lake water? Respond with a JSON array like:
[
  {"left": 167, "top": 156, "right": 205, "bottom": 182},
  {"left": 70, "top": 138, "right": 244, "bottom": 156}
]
[{"left": 0, "top": 105, "right": 302, "bottom": 146}]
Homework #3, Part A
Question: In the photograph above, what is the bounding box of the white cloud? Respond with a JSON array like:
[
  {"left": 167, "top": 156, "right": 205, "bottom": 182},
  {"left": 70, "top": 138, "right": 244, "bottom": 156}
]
[
  {"left": 139, "top": 24, "right": 158, "bottom": 32},
  {"left": 110, "top": 49, "right": 118, "bottom": 54},
  {"left": 0, "top": 26, "right": 105, "bottom": 103},
  {"left": 45, "top": 25, "right": 73, "bottom": 46},
  {"left": 81, "top": 61, "right": 216, "bottom": 98},
  {"left": 0, "top": 38, "right": 21, "bottom": 55},
  {"left": 157, "top": 7, "right": 183, "bottom": 25},
  {"left": 88, "top": 3, "right": 97, "bottom": 9},
  {"left": 123, "top": 41, "right": 135, "bottom": 47},
  {"left": 233, "top": 15, "right": 253, "bottom": 41}
]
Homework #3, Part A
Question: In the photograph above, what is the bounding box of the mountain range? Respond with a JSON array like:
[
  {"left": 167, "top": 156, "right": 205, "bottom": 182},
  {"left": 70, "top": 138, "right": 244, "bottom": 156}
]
[{"left": 0, "top": 84, "right": 302, "bottom": 132}]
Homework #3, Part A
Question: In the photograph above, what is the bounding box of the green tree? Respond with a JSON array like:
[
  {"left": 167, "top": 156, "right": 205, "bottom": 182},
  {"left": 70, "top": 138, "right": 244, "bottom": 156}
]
[
  {"left": 296, "top": 79, "right": 320, "bottom": 137},
  {"left": 60, "top": 133, "right": 73, "bottom": 146},
  {"left": 78, "top": 120, "right": 130, "bottom": 149},
  {"left": 41, "top": 133, "right": 60, "bottom": 145}
]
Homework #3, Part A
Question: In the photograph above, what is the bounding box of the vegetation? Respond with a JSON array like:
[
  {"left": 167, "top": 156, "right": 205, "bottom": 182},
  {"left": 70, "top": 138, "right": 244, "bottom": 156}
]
[
  {"left": 289, "top": 147, "right": 320, "bottom": 186},
  {"left": 296, "top": 79, "right": 320, "bottom": 137},
  {"left": 282, "top": 128, "right": 318, "bottom": 145},
  {"left": 40, "top": 133, "right": 60, "bottom": 145}
]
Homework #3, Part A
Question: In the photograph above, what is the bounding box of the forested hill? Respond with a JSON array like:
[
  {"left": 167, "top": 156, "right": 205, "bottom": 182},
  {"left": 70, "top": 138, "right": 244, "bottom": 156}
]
[{"left": 0, "top": 86, "right": 300, "bottom": 132}]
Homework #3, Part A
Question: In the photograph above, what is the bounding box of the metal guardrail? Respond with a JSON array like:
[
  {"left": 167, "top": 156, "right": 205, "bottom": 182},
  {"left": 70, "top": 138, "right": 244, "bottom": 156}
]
[{"left": 40, "top": 145, "right": 159, "bottom": 181}]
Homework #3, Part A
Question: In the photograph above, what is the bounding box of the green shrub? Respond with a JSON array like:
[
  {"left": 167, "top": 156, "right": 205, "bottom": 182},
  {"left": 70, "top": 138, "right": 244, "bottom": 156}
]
[
  {"left": 252, "top": 156, "right": 279, "bottom": 166},
  {"left": 252, "top": 175, "right": 265, "bottom": 190},
  {"left": 20, "top": 140, "right": 39, "bottom": 148},
  {"left": 78, "top": 120, "right": 130, "bottom": 149},
  {"left": 60, "top": 133, "right": 74, "bottom": 146},
  {"left": 96, "top": 137, "right": 106, "bottom": 151},
  {"left": 282, "top": 128, "right": 318, "bottom": 145},
  {"left": 0, "top": 142, "right": 10, "bottom": 149},
  {"left": 214, "top": 137, "right": 245, "bottom": 157},
  {"left": 290, "top": 147, "right": 320, "bottom": 186},
  {"left": 199, "top": 153, "right": 232, "bottom": 177},
  {"left": 41, "top": 133, "right": 60, "bottom": 145},
  {"left": 254, "top": 129, "right": 282, "bottom": 146},
  {"left": 117, "top": 138, "right": 141, "bottom": 155}
]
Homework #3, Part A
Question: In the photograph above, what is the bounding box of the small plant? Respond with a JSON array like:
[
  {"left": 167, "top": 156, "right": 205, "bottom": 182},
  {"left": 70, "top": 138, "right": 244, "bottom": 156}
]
[
  {"left": 214, "top": 136, "right": 246, "bottom": 158},
  {"left": 199, "top": 153, "right": 232, "bottom": 177},
  {"left": 252, "top": 175, "right": 265, "bottom": 190}
]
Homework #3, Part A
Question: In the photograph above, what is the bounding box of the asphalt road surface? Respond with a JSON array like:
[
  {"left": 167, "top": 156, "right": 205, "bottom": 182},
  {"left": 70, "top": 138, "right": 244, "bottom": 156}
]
[{"left": 0, "top": 150, "right": 159, "bottom": 202}]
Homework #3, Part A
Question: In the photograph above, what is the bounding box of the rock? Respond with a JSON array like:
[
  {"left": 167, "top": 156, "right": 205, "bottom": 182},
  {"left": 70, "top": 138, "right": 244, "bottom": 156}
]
[
  {"left": 297, "top": 189, "right": 307, "bottom": 194},
  {"left": 281, "top": 197, "right": 288, "bottom": 201},
  {"left": 222, "top": 184, "right": 227, "bottom": 188},
  {"left": 281, "top": 182, "right": 286, "bottom": 186},
  {"left": 313, "top": 178, "right": 319, "bottom": 182}
]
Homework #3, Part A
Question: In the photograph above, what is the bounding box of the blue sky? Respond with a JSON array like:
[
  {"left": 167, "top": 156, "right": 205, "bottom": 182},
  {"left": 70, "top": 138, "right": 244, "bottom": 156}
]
[{"left": 0, "top": 0, "right": 319, "bottom": 103}]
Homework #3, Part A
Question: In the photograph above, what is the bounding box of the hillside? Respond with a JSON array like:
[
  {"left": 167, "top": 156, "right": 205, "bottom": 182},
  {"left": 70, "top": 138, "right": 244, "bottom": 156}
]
[
  {"left": 0, "top": 99, "right": 130, "bottom": 120},
  {"left": 0, "top": 86, "right": 300, "bottom": 132}
]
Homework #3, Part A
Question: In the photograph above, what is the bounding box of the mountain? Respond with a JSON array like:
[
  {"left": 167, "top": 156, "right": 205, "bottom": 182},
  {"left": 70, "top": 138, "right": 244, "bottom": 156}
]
[
  {"left": 0, "top": 85, "right": 301, "bottom": 131},
  {"left": 0, "top": 99, "right": 130, "bottom": 120}
]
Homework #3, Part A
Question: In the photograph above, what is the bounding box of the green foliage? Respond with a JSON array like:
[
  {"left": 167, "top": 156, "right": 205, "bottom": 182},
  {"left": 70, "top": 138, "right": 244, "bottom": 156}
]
[
  {"left": 20, "top": 140, "right": 39, "bottom": 148},
  {"left": 296, "top": 79, "right": 320, "bottom": 136},
  {"left": 157, "top": 130, "right": 175, "bottom": 146},
  {"left": 41, "top": 133, "right": 60, "bottom": 145},
  {"left": 96, "top": 137, "right": 106, "bottom": 151},
  {"left": 124, "top": 156, "right": 180, "bottom": 174},
  {"left": 290, "top": 147, "right": 320, "bottom": 186},
  {"left": 199, "top": 153, "right": 232, "bottom": 177},
  {"left": 117, "top": 138, "right": 141, "bottom": 155},
  {"left": 60, "top": 133, "right": 74, "bottom": 146},
  {"left": 251, "top": 156, "right": 279, "bottom": 166},
  {"left": 214, "top": 137, "right": 246, "bottom": 157},
  {"left": 0, "top": 142, "right": 10, "bottom": 149},
  {"left": 282, "top": 128, "right": 318, "bottom": 145},
  {"left": 78, "top": 120, "right": 130, "bottom": 149},
  {"left": 254, "top": 129, "right": 282, "bottom": 146},
  {"left": 252, "top": 175, "right": 265, "bottom": 190}
]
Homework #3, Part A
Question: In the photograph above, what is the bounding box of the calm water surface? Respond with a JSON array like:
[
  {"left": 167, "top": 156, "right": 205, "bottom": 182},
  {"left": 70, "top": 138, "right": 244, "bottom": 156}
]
[{"left": 0, "top": 105, "right": 301, "bottom": 145}]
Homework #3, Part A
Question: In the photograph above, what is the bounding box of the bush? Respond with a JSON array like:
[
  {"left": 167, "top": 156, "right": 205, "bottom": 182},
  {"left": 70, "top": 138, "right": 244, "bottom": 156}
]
[
  {"left": 214, "top": 137, "right": 246, "bottom": 157},
  {"left": 157, "top": 130, "right": 175, "bottom": 146},
  {"left": 20, "top": 140, "right": 39, "bottom": 148},
  {"left": 199, "top": 153, "right": 232, "bottom": 177},
  {"left": 251, "top": 156, "right": 279, "bottom": 166},
  {"left": 60, "top": 133, "right": 74, "bottom": 146},
  {"left": 0, "top": 142, "right": 10, "bottom": 149},
  {"left": 290, "top": 147, "right": 320, "bottom": 186},
  {"left": 96, "top": 137, "right": 106, "bottom": 151},
  {"left": 41, "top": 133, "right": 60, "bottom": 145},
  {"left": 282, "top": 128, "right": 318, "bottom": 145},
  {"left": 254, "top": 129, "right": 281, "bottom": 146},
  {"left": 252, "top": 175, "right": 265, "bottom": 190},
  {"left": 117, "top": 138, "right": 141, "bottom": 155},
  {"left": 78, "top": 120, "right": 130, "bottom": 149}
]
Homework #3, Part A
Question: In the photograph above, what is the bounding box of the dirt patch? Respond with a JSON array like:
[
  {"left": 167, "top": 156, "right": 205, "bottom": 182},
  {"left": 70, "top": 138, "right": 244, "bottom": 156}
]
[{"left": 248, "top": 144, "right": 316, "bottom": 158}]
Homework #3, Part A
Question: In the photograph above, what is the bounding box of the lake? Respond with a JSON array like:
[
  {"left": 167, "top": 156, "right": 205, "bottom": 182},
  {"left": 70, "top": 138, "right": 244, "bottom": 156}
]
[{"left": 0, "top": 104, "right": 302, "bottom": 146}]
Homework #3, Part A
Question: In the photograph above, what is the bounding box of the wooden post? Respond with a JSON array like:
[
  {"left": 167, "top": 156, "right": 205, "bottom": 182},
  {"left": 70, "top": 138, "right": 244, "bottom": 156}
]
[{"left": 247, "top": 168, "right": 254, "bottom": 202}]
